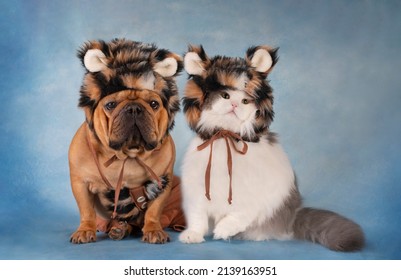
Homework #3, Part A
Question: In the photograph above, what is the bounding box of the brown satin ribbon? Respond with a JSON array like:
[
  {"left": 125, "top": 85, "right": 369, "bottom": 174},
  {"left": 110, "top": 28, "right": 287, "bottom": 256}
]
[
  {"left": 86, "top": 129, "right": 162, "bottom": 219},
  {"left": 197, "top": 130, "right": 248, "bottom": 204}
]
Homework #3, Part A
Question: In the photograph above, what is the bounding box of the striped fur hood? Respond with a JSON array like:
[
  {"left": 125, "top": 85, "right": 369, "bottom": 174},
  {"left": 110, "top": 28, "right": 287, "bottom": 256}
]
[
  {"left": 77, "top": 38, "right": 183, "bottom": 131},
  {"left": 182, "top": 44, "right": 278, "bottom": 142}
]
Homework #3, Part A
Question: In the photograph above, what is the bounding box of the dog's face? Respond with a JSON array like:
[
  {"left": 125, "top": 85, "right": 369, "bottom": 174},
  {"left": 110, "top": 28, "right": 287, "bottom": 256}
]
[
  {"left": 94, "top": 89, "right": 169, "bottom": 155},
  {"left": 77, "top": 39, "right": 182, "bottom": 156}
]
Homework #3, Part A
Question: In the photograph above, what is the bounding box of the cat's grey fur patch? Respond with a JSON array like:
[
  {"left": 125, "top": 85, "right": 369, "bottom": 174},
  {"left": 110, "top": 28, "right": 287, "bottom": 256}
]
[{"left": 293, "top": 207, "right": 365, "bottom": 251}]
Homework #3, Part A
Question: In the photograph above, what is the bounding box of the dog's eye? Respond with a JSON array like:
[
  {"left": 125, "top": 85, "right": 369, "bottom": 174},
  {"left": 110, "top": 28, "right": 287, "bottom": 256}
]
[
  {"left": 150, "top": 100, "right": 159, "bottom": 110},
  {"left": 105, "top": 101, "right": 117, "bottom": 111},
  {"left": 221, "top": 92, "right": 230, "bottom": 99}
]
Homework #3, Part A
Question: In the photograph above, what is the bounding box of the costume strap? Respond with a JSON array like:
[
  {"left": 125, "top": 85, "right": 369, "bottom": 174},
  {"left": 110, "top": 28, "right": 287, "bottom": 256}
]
[
  {"left": 197, "top": 130, "right": 248, "bottom": 204},
  {"left": 86, "top": 127, "right": 162, "bottom": 219}
]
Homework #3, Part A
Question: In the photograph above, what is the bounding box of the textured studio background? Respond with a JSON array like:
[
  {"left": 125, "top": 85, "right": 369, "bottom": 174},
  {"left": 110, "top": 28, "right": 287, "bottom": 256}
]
[{"left": 0, "top": 0, "right": 400, "bottom": 259}]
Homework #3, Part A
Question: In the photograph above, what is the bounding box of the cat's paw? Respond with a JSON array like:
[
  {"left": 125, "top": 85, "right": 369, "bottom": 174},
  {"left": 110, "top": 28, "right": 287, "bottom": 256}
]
[
  {"left": 213, "top": 222, "right": 241, "bottom": 240},
  {"left": 213, "top": 228, "right": 232, "bottom": 240},
  {"left": 179, "top": 230, "right": 205, "bottom": 244}
]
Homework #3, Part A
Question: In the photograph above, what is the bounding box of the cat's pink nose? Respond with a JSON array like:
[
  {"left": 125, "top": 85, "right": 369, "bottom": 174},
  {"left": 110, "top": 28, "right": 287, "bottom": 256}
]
[{"left": 231, "top": 102, "right": 238, "bottom": 108}]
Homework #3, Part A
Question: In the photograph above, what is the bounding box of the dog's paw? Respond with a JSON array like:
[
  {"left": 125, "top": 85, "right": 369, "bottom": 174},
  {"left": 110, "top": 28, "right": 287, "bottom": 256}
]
[
  {"left": 142, "top": 229, "right": 170, "bottom": 244},
  {"left": 108, "top": 221, "right": 131, "bottom": 241},
  {"left": 179, "top": 230, "right": 205, "bottom": 244},
  {"left": 70, "top": 230, "right": 96, "bottom": 244}
]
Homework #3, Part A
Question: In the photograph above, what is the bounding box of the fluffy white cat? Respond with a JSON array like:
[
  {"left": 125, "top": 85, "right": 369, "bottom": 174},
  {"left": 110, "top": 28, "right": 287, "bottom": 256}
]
[{"left": 178, "top": 45, "right": 364, "bottom": 251}]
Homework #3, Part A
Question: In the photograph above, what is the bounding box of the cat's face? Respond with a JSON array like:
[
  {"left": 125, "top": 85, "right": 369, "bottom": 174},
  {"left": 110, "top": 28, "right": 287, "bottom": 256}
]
[
  {"left": 183, "top": 45, "right": 278, "bottom": 142},
  {"left": 207, "top": 90, "right": 256, "bottom": 123},
  {"left": 198, "top": 85, "right": 259, "bottom": 139}
]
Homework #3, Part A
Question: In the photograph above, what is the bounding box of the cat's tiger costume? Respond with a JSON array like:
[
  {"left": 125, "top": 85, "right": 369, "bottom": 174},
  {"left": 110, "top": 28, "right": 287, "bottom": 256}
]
[{"left": 179, "top": 44, "right": 364, "bottom": 252}]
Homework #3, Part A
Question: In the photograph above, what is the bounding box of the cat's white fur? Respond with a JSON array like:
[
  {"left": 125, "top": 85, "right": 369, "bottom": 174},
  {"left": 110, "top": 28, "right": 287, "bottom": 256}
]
[
  {"left": 179, "top": 91, "right": 295, "bottom": 243},
  {"left": 179, "top": 47, "right": 364, "bottom": 251},
  {"left": 197, "top": 88, "right": 256, "bottom": 140}
]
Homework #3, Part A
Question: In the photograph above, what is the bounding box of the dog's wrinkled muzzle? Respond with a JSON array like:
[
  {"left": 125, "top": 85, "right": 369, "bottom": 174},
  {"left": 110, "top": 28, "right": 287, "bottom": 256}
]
[{"left": 108, "top": 102, "right": 158, "bottom": 152}]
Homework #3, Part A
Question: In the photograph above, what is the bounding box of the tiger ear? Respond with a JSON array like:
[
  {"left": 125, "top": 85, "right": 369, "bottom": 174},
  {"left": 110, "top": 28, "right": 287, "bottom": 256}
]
[
  {"left": 154, "top": 57, "right": 179, "bottom": 77},
  {"left": 83, "top": 49, "right": 108, "bottom": 72},
  {"left": 246, "top": 46, "right": 279, "bottom": 75},
  {"left": 152, "top": 49, "right": 183, "bottom": 77},
  {"left": 184, "top": 45, "right": 210, "bottom": 76}
]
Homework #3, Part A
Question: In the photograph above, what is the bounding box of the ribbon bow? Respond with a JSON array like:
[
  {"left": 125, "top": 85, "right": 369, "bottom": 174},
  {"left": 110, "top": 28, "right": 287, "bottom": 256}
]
[{"left": 197, "top": 130, "right": 248, "bottom": 204}]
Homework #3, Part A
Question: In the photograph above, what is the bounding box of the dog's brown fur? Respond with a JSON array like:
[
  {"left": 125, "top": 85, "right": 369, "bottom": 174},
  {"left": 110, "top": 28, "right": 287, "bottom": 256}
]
[{"left": 69, "top": 39, "right": 184, "bottom": 244}]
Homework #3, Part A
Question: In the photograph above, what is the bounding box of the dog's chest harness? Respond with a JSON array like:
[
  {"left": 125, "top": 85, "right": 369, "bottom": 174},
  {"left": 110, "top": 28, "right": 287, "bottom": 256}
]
[{"left": 86, "top": 130, "right": 163, "bottom": 219}]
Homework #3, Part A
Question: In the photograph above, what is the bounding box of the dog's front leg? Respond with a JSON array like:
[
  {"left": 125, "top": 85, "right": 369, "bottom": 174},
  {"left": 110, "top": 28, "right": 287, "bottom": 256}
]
[
  {"left": 70, "top": 178, "right": 97, "bottom": 244},
  {"left": 142, "top": 185, "right": 171, "bottom": 244}
]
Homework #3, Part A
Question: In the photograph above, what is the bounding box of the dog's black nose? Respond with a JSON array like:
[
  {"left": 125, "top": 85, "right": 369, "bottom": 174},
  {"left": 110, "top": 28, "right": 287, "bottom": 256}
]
[{"left": 125, "top": 103, "right": 143, "bottom": 115}]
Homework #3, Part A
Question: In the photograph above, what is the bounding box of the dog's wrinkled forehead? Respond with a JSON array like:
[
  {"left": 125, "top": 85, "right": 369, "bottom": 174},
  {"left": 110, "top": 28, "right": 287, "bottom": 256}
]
[{"left": 99, "top": 89, "right": 162, "bottom": 106}]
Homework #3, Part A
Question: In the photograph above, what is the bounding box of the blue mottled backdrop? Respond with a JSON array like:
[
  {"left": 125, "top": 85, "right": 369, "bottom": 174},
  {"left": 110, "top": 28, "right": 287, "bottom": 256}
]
[{"left": 1, "top": 0, "right": 400, "bottom": 259}]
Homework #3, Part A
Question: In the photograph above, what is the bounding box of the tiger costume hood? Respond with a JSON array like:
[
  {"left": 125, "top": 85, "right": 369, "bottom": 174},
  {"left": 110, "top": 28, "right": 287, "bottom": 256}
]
[
  {"left": 182, "top": 45, "right": 279, "bottom": 142},
  {"left": 77, "top": 38, "right": 183, "bottom": 133}
]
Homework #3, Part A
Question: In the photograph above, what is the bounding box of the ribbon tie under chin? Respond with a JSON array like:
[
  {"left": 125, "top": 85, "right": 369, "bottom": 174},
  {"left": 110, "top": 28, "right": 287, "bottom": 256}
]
[{"left": 197, "top": 130, "right": 248, "bottom": 204}]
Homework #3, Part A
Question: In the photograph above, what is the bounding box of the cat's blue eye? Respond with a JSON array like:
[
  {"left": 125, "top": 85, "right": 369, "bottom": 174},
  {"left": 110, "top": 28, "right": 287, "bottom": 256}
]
[
  {"left": 242, "top": 99, "right": 249, "bottom": 104},
  {"left": 221, "top": 92, "right": 230, "bottom": 99}
]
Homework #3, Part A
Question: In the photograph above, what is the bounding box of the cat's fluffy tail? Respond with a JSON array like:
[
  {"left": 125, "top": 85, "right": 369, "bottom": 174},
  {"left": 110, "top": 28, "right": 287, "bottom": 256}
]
[{"left": 293, "top": 207, "right": 365, "bottom": 252}]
